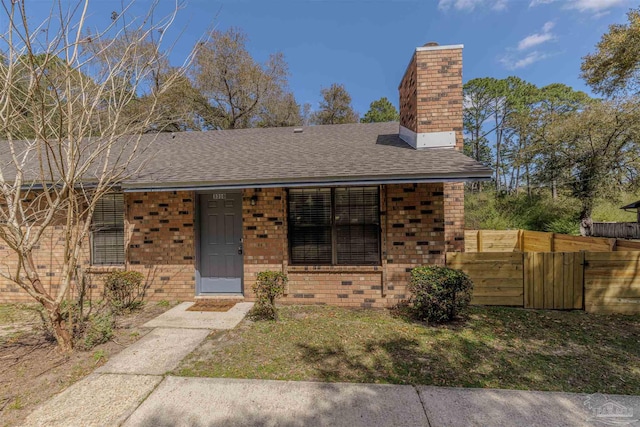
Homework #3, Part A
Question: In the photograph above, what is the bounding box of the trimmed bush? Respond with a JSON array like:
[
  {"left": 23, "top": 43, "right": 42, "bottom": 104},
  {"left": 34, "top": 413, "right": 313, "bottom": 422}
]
[
  {"left": 248, "top": 271, "right": 287, "bottom": 321},
  {"left": 103, "top": 271, "right": 147, "bottom": 312},
  {"left": 407, "top": 266, "right": 473, "bottom": 323}
]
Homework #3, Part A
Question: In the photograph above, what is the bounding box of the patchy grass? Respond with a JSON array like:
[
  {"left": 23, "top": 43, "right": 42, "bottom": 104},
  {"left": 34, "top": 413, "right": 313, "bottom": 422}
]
[{"left": 176, "top": 305, "right": 640, "bottom": 395}]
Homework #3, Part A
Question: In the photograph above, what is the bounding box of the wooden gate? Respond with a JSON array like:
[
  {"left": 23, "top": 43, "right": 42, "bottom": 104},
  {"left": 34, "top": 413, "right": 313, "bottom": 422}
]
[{"left": 524, "top": 252, "right": 584, "bottom": 310}]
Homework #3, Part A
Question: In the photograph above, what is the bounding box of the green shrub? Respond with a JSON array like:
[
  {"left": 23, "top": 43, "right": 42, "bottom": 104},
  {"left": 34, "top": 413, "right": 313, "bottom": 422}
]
[
  {"left": 103, "top": 271, "right": 147, "bottom": 312},
  {"left": 544, "top": 217, "right": 580, "bottom": 235},
  {"left": 81, "top": 312, "right": 114, "bottom": 349},
  {"left": 248, "top": 271, "right": 287, "bottom": 321},
  {"left": 407, "top": 266, "right": 473, "bottom": 323}
]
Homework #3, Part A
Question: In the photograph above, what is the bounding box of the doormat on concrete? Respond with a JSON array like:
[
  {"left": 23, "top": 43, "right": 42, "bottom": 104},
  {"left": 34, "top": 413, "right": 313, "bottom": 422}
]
[{"left": 187, "top": 300, "right": 240, "bottom": 312}]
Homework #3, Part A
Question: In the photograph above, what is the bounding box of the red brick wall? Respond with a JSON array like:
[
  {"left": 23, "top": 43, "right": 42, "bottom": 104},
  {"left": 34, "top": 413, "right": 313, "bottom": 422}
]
[
  {"left": 399, "top": 54, "right": 417, "bottom": 132},
  {"left": 125, "top": 191, "right": 196, "bottom": 301},
  {"left": 0, "top": 226, "right": 92, "bottom": 303},
  {"left": 241, "top": 183, "right": 447, "bottom": 308}
]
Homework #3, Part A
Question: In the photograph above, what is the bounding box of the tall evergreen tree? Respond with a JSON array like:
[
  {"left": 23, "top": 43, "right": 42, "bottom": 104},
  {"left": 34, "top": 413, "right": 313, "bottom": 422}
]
[{"left": 360, "top": 97, "right": 399, "bottom": 123}]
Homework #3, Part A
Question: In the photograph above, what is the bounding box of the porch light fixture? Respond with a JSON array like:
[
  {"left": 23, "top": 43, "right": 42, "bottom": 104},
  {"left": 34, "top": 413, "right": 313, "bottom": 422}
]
[{"left": 250, "top": 194, "right": 258, "bottom": 206}]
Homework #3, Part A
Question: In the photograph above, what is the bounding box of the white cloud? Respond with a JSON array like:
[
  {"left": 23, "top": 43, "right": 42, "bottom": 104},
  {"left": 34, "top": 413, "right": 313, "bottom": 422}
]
[
  {"left": 492, "top": 0, "right": 509, "bottom": 10},
  {"left": 529, "top": 0, "right": 558, "bottom": 7},
  {"left": 529, "top": 0, "right": 630, "bottom": 13},
  {"left": 567, "top": 0, "right": 628, "bottom": 12},
  {"left": 438, "top": 0, "right": 509, "bottom": 12},
  {"left": 517, "top": 21, "right": 555, "bottom": 50},
  {"left": 500, "top": 51, "right": 549, "bottom": 70}
]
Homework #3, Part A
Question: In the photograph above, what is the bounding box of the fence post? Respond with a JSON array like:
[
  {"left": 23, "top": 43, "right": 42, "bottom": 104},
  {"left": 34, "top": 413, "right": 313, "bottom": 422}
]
[
  {"left": 550, "top": 233, "right": 555, "bottom": 252},
  {"left": 517, "top": 230, "right": 524, "bottom": 252},
  {"left": 477, "top": 230, "right": 483, "bottom": 253}
]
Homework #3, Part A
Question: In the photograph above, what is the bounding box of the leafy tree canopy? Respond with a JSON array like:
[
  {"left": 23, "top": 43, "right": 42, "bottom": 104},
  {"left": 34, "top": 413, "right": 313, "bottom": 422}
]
[
  {"left": 581, "top": 7, "right": 640, "bottom": 96},
  {"left": 360, "top": 97, "right": 398, "bottom": 123}
]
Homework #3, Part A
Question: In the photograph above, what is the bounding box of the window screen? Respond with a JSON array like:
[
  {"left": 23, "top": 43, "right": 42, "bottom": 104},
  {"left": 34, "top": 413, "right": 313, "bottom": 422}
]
[
  {"left": 288, "top": 187, "right": 380, "bottom": 265},
  {"left": 91, "top": 193, "right": 125, "bottom": 265}
]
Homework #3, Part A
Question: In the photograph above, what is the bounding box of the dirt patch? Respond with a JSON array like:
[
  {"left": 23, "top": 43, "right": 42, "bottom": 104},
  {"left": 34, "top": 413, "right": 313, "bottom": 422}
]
[
  {"left": 0, "top": 302, "right": 176, "bottom": 427},
  {"left": 187, "top": 300, "right": 240, "bottom": 312}
]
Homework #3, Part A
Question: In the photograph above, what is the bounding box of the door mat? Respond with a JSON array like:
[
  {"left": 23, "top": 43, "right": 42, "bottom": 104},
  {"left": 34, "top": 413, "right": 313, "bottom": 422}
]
[{"left": 187, "top": 300, "right": 240, "bottom": 312}]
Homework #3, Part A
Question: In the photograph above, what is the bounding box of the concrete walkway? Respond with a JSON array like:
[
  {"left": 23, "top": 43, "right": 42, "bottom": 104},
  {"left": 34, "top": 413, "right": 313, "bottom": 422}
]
[
  {"left": 23, "top": 301, "right": 253, "bottom": 427},
  {"left": 22, "top": 301, "right": 640, "bottom": 426},
  {"left": 143, "top": 301, "right": 254, "bottom": 330}
]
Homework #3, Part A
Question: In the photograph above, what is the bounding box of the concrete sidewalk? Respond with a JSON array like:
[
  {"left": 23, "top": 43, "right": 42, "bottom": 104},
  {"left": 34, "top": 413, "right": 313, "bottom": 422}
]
[
  {"left": 25, "top": 375, "right": 640, "bottom": 426},
  {"left": 123, "top": 378, "right": 640, "bottom": 427}
]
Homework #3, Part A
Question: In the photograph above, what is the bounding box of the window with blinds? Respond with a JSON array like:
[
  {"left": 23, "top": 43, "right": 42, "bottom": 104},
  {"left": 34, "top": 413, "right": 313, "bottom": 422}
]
[
  {"left": 288, "top": 187, "right": 380, "bottom": 265},
  {"left": 91, "top": 193, "right": 125, "bottom": 265}
]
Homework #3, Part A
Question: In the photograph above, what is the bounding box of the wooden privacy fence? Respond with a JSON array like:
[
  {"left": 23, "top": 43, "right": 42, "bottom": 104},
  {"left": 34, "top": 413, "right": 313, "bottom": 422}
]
[
  {"left": 587, "top": 222, "right": 640, "bottom": 240},
  {"left": 446, "top": 251, "right": 640, "bottom": 314},
  {"left": 447, "top": 252, "right": 524, "bottom": 307},
  {"left": 524, "top": 252, "right": 583, "bottom": 310},
  {"left": 465, "top": 229, "right": 640, "bottom": 253}
]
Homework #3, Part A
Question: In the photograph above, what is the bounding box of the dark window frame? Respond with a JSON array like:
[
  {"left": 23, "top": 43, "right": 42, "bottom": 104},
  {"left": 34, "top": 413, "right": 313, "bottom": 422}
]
[
  {"left": 287, "top": 186, "right": 381, "bottom": 266},
  {"left": 90, "top": 192, "right": 125, "bottom": 266}
]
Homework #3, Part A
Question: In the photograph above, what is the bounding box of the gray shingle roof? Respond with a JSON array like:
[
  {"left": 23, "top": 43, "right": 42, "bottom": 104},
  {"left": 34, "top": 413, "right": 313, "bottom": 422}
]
[{"left": 123, "top": 122, "right": 491, "bottom": 190}]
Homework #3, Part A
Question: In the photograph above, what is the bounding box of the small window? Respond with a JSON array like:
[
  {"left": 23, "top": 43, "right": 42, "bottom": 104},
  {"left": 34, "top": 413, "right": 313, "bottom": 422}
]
[
  {"left": 288, "top": 187, "right": 380, "bottom": 265},
  {"left": 91, "top": 193, "right": 125, "bottom": 265}
]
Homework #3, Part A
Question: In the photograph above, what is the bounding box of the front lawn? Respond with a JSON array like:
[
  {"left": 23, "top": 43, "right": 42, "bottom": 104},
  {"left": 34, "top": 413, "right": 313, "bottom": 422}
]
[{"left": 176, "top": 305, "right": 640, "bottom": 395}]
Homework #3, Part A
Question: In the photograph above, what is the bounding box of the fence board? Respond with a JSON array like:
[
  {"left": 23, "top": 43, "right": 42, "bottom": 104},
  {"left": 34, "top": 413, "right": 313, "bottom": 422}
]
[
  {"left": 464, "top": 230, "right": 520, "bottom": 253},
  {"left": 468, "top": 229, "right": 640, "bottom": 254},
  {"left": 553, "top": 234, "right": 614, "bottom": 252},
  {"left": 524, "top": 252, "right": 533, "bottom": 308},
  {"left": 553, "top": 254, "right": 563, "bottom": 309},
  {"left": 522, "top": 231, "right": 553, "bottom": 252},
  {"left": 573, "top": 252, "right": 584, "bottom": 309},
  {"left": 615, "top": 240, "right": 640, "bottom": 251},
  {"left": 533, "top": 252, "right": 544, "bottom": 309},
  {"left": 583, "top": 252, "right": 639, "bottom": 314},
  {"left": 446, "top": 252, "right": 524, "bottom": 306},
  {"left": 562, "top": 254, "right": 573, "bottom": 310}
]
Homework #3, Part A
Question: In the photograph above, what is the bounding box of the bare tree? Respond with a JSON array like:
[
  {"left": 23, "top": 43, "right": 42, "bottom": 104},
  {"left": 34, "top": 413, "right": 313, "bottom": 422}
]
[
  {"left": 312, "top": 83, "right": 359, "bottom": 125},
  {"left": 0, "top": 0, "right": 188, "bottom": 352},
  {"left": 192, "top": 27, "right": 290, "bottom": 130}
]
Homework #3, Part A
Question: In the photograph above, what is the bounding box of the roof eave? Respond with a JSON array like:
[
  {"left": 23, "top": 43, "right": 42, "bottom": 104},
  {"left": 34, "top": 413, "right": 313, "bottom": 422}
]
[{"left": 121, "top": 171, "right": 492, "bottom": 192}]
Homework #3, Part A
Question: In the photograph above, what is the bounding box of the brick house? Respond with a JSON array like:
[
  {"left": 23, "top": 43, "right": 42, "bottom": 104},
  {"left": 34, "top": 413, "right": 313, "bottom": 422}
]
[{"left": 0, "top": 43, "right": 491, "bottom": 307}]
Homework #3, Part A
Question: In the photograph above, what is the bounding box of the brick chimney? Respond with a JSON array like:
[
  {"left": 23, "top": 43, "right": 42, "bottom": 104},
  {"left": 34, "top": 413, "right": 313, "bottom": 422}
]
[
  {"left": 398, "top": 43, "right": 463, "bottom": 151},
  {"left": 398, "top": 42, "right": 465, "bottom": 253}
]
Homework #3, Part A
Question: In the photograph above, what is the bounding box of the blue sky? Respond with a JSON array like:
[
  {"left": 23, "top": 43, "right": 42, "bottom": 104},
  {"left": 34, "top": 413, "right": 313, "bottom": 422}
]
[{"left": 14, "top": 0, "right": 636, "bottom": 114}]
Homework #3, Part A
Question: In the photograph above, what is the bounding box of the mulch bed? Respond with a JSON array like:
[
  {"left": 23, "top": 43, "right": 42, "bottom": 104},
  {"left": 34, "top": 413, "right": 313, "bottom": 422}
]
[{"left": 186, "top": 300, "right": 240, "bottom": 312}]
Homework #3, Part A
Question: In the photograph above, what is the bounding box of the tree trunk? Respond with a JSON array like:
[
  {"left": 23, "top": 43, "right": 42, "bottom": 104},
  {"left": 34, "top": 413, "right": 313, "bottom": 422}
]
[
  {"left": 579, "top": 203, "right": 593, "bottom": 237},
  {"left": 43, "top": 300, "right": 73, "bottom": 352},
  {"left": 525, "top": 164, "right": 531, "bottom": 199}
]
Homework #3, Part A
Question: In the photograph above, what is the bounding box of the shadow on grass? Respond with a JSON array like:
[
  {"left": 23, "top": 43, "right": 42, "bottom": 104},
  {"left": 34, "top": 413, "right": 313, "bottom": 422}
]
[{"left": 294, "top": 309, "right": 640, "bottom": 394}]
